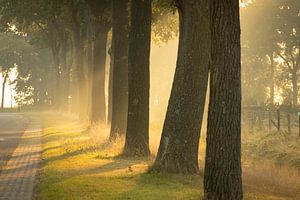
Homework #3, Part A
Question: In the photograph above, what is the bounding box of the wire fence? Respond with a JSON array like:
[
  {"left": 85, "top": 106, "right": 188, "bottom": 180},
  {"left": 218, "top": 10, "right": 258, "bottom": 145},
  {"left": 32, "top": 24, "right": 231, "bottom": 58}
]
[{"left": 242, "top": 106, "right": 300, "bottom": 136}]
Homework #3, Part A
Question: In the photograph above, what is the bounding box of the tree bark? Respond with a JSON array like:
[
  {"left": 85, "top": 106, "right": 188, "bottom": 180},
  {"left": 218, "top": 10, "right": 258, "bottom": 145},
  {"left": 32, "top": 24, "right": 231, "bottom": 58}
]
[
  {"left": 152, "top": 0, "right": 210, "bottom": 174},
  {"left": 203, "top": 0, "right": 243, "bottom": 199},
  {"left": 109, "top": 0, "right": 129, "bottom": 140},
  {"left": 123, "top": 0, "right": 152, "bottom": 157},
  {"left": 91, "top": 26, "right": 109, "bottom": 123}
]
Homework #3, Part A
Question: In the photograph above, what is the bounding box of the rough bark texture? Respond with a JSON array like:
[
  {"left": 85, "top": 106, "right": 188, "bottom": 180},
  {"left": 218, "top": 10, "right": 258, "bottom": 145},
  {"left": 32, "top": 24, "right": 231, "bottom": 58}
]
[
  {"left": 152, "top": 0, "right": 210, "bottom": 174},
  {"left": 203, "top": 0, "right": 243, "bottom": 199},
  {"left": 91, "top": 27, "right": 109, "bottom": 123},
  {"left": 123, "top": 0, "right": 151, "bottom": 157},
  {"left": 109, "top": 0, "right": 129, "bottom": 140}
]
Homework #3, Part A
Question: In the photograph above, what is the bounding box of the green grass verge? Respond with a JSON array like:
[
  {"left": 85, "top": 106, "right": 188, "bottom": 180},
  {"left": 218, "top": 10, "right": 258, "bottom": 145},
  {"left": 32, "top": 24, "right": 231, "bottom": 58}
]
[{"left": 29, "top": 112, "right": 294, "bottom": 200}]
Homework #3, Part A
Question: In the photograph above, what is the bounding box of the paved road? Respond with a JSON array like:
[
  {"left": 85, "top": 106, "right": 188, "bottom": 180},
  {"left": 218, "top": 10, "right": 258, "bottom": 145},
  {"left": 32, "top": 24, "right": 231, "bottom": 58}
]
[
  {"left": 0, "top": 113, "right": 41, "bottom": 200},
  {"left": 0, "top": 113, "right": 29, "bottom": 171}
]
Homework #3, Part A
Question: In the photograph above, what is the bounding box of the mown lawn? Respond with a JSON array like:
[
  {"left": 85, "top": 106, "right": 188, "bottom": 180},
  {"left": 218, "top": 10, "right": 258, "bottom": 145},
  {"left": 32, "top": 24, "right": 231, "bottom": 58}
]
[{"left": 29, "top": 112, "right": 295, "bottom": 200}]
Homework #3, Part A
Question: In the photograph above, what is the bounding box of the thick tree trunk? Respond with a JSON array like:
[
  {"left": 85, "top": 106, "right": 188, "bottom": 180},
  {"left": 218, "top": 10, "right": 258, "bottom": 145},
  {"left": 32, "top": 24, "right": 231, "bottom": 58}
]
[
  {"left": 109, "top": 0, "right": 129, "bottom": 140},
  {"left": 203, "top": 0, "right": 243, "bottom": 199},
  {"left": 123, "top": 0, "right": 152, "bottom": 157},
  {"left": 91, "top": 27, "right": 109, "bottom": 123},
  {"left": 152, "top": 0, "right": 210, "bottom": 174},
  {"left": 1, "top": 72, "right": 8, "bottom": 109},
  {"left": 270, "top": 52, "right": 275, "bottom": 106}
]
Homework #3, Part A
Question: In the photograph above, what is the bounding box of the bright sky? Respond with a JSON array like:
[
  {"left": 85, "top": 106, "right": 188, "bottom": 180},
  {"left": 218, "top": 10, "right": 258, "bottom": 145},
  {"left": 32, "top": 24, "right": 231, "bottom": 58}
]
[{"left": 0, "top": 69, "right": 17, "bottom": 108}]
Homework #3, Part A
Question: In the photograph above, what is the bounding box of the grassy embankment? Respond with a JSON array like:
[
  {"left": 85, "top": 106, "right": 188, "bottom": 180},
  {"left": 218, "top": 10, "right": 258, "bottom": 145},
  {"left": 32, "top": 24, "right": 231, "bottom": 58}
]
[{"left": 29, "top": 112, "right": 299, "bottom": 200}]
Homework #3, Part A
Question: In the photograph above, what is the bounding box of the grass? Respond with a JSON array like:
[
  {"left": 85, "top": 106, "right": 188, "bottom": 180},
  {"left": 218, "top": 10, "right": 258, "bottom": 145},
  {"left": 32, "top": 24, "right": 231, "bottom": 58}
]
[
  {"left": 26, "top": 112, "right": 299, "bottom": 200},
  {"left": 242, "top": 130, "right": 300, "bottom": 168}
]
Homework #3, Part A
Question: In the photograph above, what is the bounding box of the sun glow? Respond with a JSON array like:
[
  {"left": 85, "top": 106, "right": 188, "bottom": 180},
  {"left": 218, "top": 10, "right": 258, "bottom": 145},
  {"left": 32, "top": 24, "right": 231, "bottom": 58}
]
[{"left": 0, "top": 67, "right": 17, "bottom": 108}]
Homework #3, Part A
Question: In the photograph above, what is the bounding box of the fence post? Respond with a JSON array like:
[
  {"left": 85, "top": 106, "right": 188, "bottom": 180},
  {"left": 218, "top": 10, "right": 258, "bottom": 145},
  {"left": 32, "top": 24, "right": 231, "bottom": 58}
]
[
  {"left": 287, "top": 114, "right": 291, "bottom": 134},
  {"left": 277, "top": 109, "right": 280, "bottom": 131}
]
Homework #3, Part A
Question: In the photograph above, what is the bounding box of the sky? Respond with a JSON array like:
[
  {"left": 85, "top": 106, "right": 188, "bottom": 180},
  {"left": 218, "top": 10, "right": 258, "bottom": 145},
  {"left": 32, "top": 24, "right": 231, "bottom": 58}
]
[{"left": 0, "top": 70, "right": 17, "bottom": 108}]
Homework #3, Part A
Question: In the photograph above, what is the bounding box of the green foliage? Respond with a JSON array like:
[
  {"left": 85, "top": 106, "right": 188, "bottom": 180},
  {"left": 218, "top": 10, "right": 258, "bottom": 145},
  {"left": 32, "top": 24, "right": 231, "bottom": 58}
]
[
  {"left": 152, "top": 0, "right": 178, "bottom": 44},
  {"left": 241, "top": 0, "right": 300, "bottom": 106}
]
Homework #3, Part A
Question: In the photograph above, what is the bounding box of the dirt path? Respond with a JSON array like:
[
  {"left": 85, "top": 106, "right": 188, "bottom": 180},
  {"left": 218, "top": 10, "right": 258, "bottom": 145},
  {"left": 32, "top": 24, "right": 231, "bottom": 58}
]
[{"left": 0, "top": 114, "right": 42, "bottom": 200}]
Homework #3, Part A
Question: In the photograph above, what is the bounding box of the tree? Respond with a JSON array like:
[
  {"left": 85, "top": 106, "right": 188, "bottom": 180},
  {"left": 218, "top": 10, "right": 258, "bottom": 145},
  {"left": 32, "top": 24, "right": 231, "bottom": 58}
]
[
  {"left": 0, "top": 32, "right": 32, "bottom": 109},
  {"left": 203, "top": 0, "right": 243, "bottom": 199},
  {"left": 152, "top": 0, "right": 210, "bottom": 173},
  {"left": 275, "top": 0, "right": 300, "bottom": 107},
  {"left": 123, "top": 0, "right": 152, "bottom": 157},
  {"left": 109, "top": 0, "right": 130, "bottom": 140},
  {"left": 1, "top": 69, "right": 9, "bottom": 109},
  {"left": 241, "top": 0, "right": 279, "bottom": 106},
  {"left": 0, "top": 0, "right": 74, "bottom": 110},
  {"left": 87, "top": 0, "right": 111, "bottom": 123}
]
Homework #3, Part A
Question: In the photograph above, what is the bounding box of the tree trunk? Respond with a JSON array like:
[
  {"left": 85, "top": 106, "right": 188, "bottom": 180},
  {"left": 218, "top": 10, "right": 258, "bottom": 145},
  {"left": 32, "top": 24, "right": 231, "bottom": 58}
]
[
  {"left": 109, "top": 0, "right": 129, "bottom": 140},
  {"left": 1, "top": 72, "right": 8, "bottom": 109},
  {"left": 91, "top": 26, "right": 109, "bottom": 123},
  {"left": 203, "top": 0, "right": 243, "bottom": 199},
  {"left": 292, "top": 73, "right": 298, "bottom": 107},
  {"left": 152, "top": 0, "right": 210, "bottom": 174},
  {"left": 71, "top": 6, "right": 88, "bottom": 117},
  {"left": 270, "top": 52, "right": 275, "bottom": 106},
  {"left": 59, "top": 38, "right": 69, "bottom": 110},
  {"left": 51, "top": 44, "right": 61, "bottom": 109},
  {"left": 123, "top": 0, "right": 152, "bottom": 157},
  {"left": 107, "top": 44, "right": 113, "bottom": 125}
]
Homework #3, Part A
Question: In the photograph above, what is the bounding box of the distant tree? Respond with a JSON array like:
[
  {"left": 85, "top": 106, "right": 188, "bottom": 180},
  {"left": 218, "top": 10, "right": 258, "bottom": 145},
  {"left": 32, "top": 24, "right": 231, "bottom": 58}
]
[
  {"left": 123, "top": 0, "right": 152, "bottom": 157},
  {"left": 109, "top": 0, "right": 130, "bottom": 140},
  {"left": 152, "top": 0, "right": 210, "bottom": 173},
  {"left": 274, "top": 0, "right": 300, "bottom": 107},
  {"left": 0, "top": 0, "right": 74, "bottom": 109},
  {"left": 241, "top": 0, "right": 279, "bottom": 106},
  {"left": 203, "top": 0, "right": 243, "bottom": 199},
  {"left": 0, "top": 32, "right": 28, "bottom": 108},
  {"left": 86, "top": 0, "right": 111, "bottom": 123}
]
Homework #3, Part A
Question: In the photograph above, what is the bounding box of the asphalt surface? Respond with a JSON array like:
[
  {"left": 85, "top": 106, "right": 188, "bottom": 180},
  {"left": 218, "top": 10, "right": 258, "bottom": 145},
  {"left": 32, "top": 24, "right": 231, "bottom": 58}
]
[{"left": 0, "top": 113, "right": 30, "bottom": 171}]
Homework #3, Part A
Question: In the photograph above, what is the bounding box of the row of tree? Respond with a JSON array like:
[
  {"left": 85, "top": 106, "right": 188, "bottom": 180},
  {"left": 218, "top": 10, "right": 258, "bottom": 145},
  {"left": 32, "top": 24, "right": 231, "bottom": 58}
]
[
  {"left": 242, "top": 0, "right": 300, "bottom": 107},
  {"left": 0, "top": 0, "right": 243, "bottom": 199}
]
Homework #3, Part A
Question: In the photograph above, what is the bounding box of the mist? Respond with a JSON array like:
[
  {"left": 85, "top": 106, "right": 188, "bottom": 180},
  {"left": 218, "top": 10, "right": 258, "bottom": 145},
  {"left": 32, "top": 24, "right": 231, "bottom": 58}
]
[{"left": 0, "top": 1, "right": 299, "bottom": 200}]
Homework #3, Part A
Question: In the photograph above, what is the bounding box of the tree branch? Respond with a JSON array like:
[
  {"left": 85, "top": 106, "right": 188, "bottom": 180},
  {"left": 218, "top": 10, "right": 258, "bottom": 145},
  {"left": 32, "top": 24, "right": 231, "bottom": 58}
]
[{"left": 278, "top": 53, "right": 293, "bottom": 72}]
